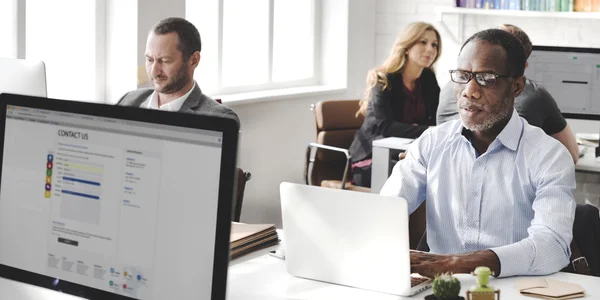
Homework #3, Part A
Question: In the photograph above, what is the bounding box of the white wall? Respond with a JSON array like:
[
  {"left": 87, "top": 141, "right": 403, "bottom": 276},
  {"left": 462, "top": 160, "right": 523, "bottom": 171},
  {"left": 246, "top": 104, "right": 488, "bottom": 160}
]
[
  {"left": 375, "top": 0, "right": 600, "bottom": 207},
  {"left": 137, "top": 1, "right": 185, "bottom": 68}
]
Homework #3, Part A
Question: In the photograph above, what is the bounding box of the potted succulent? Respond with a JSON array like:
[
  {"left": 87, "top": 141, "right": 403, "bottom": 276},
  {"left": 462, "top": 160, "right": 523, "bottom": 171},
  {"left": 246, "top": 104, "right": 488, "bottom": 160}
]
[{"left": 426, "top": 272, "right": 464, "bottom": 300}]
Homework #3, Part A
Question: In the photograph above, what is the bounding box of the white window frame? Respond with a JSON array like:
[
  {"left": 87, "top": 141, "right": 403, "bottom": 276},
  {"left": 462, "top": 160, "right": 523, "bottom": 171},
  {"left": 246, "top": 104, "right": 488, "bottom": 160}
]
[
  {"left": 209, "top": 0, "right": 321, "bottom": 96},
  {"left": 11, "top": 0, "right": 106, "bottom": 102}
]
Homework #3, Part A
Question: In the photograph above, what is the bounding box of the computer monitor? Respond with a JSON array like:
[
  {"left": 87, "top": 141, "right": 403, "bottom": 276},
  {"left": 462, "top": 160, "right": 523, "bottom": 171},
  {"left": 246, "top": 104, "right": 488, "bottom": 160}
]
[
  {"left": 0, "top": 94, "right": 239, "bottom": 299},
  {"left": 0, "top": 58, "right": 47, "bottom": 97},
  {"left": 525, "top": 46, "right": 600, "bottom": 120}
]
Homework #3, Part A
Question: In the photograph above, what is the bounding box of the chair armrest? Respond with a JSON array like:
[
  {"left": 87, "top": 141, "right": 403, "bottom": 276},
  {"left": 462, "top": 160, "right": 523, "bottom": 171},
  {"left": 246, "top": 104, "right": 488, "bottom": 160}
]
[
  {"left": 308, "top": 142, "right": 351, "bottom": 158},
  {"left": 305, "top": 142, "right": 352, "bottom": 189}
]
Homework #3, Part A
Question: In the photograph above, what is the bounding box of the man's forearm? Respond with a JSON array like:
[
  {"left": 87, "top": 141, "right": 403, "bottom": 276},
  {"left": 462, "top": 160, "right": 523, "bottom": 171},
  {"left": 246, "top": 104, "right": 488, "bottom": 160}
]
[
  {"left": 452, "top": 250, "right": 501, "bottom": 276},
  {"left": 551, "top": 125, "right": 579, "bottom": 163}
]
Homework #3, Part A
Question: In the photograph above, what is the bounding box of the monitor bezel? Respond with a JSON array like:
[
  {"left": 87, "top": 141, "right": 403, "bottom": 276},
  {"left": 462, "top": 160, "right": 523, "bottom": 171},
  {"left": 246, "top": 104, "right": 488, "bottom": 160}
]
[
  {"left": 0, "top": 93, "right": 237, "bottom": 300},
  {"left": 530, "top": 45, "right": 600, "bottom": 120}
]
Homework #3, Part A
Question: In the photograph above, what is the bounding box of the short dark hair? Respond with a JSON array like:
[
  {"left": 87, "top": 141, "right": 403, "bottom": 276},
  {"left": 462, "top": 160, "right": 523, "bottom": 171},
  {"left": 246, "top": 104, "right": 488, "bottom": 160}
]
[
  {"left": 152, "top": 17, "right": 201, "bottom": 61},
  {"left": 460, "top": 29, "right": 526, "bottom": 77}
]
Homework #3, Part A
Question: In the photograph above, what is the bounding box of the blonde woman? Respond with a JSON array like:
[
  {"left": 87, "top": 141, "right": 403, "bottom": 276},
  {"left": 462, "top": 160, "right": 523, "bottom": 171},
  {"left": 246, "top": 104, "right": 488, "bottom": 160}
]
[{"left": 349, "top": 22, "right": 442, "bottom": 188}]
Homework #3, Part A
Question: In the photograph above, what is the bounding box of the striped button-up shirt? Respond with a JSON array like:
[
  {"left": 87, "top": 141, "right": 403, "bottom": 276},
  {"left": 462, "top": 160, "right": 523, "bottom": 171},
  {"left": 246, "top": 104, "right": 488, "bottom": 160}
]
[{"left": 381, "top": 110, "right": 576, "bottom": 277}]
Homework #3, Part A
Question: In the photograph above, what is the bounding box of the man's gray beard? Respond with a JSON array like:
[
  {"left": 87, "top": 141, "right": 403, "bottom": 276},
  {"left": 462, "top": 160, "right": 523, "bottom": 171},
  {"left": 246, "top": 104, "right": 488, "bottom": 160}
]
[{"left": 461, "top": 102, "right": 512, "bottom": 132}]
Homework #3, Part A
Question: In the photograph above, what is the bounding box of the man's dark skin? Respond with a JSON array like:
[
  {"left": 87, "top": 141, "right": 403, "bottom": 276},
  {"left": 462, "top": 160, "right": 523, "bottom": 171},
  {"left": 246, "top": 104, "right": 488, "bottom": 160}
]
[{"left": 410, "top": 39, "right": 526, "bottom": 278}]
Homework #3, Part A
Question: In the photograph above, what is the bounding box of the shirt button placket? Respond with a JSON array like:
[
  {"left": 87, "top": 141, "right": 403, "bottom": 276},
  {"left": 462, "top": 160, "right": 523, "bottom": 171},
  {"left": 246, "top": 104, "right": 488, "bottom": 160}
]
[{"left": 465, "top": 157, "right": 484, "bottom": 252}]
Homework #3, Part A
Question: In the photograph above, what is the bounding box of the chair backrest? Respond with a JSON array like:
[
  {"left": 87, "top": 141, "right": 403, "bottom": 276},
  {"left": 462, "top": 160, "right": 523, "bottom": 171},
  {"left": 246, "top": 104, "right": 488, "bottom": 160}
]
[
  {"left": 308, "top": 100, "right": 364, "bottom": 186},
  {"left": 232, "top": 167, "right": 251, "bottom": 222},
  {"left": 569, "top": 203, "right": 600, "bottom": 276}
]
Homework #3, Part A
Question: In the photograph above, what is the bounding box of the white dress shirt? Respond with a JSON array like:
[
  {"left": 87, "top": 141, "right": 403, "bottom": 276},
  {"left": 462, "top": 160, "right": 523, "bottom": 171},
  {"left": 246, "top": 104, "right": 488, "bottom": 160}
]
[
  {"left": 381, "top": 110, "right": 576, "bottom": 277},
  {"left": 141, "top": 82, "right": 196, "bottom": 112}
]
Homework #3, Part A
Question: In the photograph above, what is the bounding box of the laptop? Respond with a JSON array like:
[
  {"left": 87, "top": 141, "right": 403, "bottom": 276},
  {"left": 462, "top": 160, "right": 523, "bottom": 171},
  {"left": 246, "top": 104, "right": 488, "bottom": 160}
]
[
  {"left": 0, "top": 58, "right": 47, "bottom": 97},
  {"left": 279, "top": 182, "right": 432, "bottom": 296},
  {"left": 0, "top": 93, "right": 238, "bottom": 299}
]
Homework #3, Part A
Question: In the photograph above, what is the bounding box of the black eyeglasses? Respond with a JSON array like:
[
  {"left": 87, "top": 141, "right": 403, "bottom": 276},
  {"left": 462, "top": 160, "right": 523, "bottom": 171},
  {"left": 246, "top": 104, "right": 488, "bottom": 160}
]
[{"left": 449, "top": 70, "right": 512, "bottom": 86}]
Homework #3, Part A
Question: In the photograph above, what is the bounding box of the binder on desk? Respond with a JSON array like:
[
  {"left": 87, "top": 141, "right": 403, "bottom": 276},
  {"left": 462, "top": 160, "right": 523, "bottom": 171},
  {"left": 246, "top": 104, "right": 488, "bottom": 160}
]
[{"left": 230, "top": 222, "right": 279, "bottom": 259}]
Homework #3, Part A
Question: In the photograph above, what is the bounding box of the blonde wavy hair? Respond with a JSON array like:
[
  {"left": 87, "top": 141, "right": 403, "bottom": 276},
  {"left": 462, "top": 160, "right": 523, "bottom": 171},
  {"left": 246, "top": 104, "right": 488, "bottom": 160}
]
[{"left": 357, "top": 22, "right": 441, "bottom": 116}]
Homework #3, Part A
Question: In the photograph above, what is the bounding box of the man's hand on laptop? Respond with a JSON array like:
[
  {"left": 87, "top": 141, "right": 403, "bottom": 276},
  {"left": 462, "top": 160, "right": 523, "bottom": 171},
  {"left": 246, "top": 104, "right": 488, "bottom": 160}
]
[{"left": 410, "top": 249, "right": 501, "bottom": 278}]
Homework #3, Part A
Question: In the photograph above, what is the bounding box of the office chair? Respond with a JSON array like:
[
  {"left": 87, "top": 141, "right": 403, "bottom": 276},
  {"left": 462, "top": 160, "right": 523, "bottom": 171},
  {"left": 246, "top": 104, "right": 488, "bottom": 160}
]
[
  {"left": 213, "top": 100, "right": 248, "bottom": 221},
  {"left": 233, "top": 167, "right": 252, "bottom": 222},
  {"left": 304, "top": 100, "right": 370, "bottom": 193},
  {"left": 563, "top": 203, "right": 600, "bottom": 277}
]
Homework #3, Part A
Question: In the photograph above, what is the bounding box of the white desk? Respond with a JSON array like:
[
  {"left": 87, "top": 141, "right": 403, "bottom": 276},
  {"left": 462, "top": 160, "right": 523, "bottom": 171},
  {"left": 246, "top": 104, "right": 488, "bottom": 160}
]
[
  {"left": 228, "top": 254, "right": 600, "bottom": 299},
  {"left": 575, "top": 146, "right": 600, "bottom": 173},
  {"left": 371, "top": 137, "right": 414, "bottom": 193},
  {"left": 1, "top": 234, "right": 597, "bottom": 300},
  {"left": 371, "top": 139, "right": 600, "bottom": 194}
]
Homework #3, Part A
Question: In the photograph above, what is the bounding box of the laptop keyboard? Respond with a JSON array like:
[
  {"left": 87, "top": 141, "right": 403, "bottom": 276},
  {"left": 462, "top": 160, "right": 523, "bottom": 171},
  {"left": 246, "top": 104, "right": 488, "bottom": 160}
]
[{"left": 410, "top": 276, "right": 430, "bottom": 287}]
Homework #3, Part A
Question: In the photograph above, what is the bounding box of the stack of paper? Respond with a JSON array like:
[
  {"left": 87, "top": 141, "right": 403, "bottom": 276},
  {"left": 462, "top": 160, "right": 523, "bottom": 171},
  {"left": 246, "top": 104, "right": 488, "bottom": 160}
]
[{"left": 230, "top": 222, "right": 279, "bottom": 259}]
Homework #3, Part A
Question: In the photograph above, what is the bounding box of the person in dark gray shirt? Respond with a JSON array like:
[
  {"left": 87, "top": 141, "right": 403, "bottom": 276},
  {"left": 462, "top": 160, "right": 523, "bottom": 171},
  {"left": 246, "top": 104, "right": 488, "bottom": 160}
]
[{"left": 437, "top": 24, "right": 578, "bottom": 162}]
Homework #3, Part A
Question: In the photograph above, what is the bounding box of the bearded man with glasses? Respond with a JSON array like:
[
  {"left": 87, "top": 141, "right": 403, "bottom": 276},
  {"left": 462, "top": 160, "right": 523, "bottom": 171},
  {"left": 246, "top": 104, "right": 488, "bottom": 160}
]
[
  {"left": 437, "top": 24, "right": 579, "bottom": 163},
  {"left": 380, "top": 29, "right": 576, "bottom": 279}
]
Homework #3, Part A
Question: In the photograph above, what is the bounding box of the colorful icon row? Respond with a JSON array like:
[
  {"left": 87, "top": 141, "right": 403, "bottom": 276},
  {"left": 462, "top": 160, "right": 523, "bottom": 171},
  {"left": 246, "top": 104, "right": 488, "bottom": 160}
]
[
  {"left": 109, "top": 281, "right": 127, "bottom": 289},
  {"left": 45, "top": 154, "right": 54, "bottom": 199},
  {"left": 109, "top": 268, "right": 143, "bottom": 281}
]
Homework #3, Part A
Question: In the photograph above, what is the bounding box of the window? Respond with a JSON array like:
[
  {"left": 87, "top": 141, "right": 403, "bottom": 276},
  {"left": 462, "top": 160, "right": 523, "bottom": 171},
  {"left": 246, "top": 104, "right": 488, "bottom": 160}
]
[
  {"left": 186, "top": 0, "right": 318, "bottom": 95},
  {"left": 221, "top": 0, "right": 270, "bottom": 87},
  {"left": 272, "top": 0, "right": 314, "bottom": 82},
  {"left": 26, "top": 0, "right": 104, "bottom": 102},
  {"left": 1, "top": 0, "right": 104, "bottom": 102},
  {"left": 0, "top": 1, "right": 16, "bottom": 58}
]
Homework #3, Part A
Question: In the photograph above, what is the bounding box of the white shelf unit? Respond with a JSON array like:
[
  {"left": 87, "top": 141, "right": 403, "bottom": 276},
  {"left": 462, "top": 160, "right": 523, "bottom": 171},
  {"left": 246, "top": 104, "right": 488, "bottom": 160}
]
[{"left": 436, "top": 7, "right": 600, "bottom": 43}]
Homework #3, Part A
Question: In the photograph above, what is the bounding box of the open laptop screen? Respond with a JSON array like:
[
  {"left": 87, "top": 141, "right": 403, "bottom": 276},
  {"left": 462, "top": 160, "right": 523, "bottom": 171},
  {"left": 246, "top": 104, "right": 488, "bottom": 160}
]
[{"left": 0, "top": 95, "right": 237, "bottom": 299}]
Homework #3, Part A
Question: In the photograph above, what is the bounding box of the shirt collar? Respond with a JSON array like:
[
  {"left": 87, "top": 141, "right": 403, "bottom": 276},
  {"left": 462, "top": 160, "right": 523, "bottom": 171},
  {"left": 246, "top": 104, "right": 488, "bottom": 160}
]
[
  {"left": 494, "top": 109, "right": 522, "bottom": 151},
  {"left": 453, "top": 109, "right": 522, "bottom": 151},
  {"left": 147, "top": 82, "right": 196, "bottom": 112}
]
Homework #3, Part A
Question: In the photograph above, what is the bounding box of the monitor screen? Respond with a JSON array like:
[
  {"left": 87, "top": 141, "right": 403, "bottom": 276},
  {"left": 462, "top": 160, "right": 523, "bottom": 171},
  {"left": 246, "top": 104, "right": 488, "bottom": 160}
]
[
  {"left": 0, "top": 101, "right": 232, "bottom": 299},
  {"left": 525, "top": 46, "right": 600, "bottom": 120}
]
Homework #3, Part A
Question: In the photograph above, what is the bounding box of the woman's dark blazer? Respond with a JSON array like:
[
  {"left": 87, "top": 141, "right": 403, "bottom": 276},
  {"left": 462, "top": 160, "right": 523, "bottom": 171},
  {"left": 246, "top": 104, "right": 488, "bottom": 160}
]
[{"left": 349, "top": 68, "right": 440, "bottom": 164}]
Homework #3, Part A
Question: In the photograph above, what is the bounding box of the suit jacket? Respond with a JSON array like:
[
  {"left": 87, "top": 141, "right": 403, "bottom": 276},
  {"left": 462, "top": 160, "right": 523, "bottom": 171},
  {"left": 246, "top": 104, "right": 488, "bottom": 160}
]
[
  {"left": 117, "top": 82, "right": 240, "bottom": 124},
  {"left": 349, "top": 68, "right": 440, "bottom": 163}
]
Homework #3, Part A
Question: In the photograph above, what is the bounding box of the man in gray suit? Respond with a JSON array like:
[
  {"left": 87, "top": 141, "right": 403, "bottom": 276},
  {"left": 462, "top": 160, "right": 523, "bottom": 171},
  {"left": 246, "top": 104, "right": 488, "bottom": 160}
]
[{"left": 117, "top": 17, "right": 239, "bottom": 123}]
